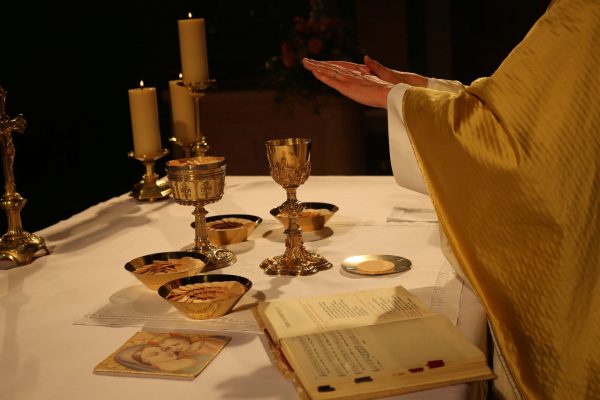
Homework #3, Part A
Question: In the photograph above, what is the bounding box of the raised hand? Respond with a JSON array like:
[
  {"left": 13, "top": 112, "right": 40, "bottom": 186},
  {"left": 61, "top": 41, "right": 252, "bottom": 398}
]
[
  {"left": 302, "top": 58, "right": 393, "bottom": 108},
  {"left": 363, "top": 55, "right": 428, "bottom": 87}
]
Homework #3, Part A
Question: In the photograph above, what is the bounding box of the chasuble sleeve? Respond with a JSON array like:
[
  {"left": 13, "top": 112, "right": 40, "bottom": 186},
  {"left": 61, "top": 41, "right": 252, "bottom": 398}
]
[
  {"left": 387, "top": 83, "right": 428, "bottom": 195},
  {"left": 387, "top": 78, "right": 472, "bottom": 283},
  {"left": 387, "top": 77, "right": 466, "bottom": 195},
  {"left": 401, "top": 0, "right": 600, "bottom": 399}
]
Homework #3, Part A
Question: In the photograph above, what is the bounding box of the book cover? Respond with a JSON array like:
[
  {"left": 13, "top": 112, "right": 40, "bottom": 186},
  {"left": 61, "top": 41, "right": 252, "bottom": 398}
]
[{"left": 94, "top": 331, "right": 231, "bottom": 379}]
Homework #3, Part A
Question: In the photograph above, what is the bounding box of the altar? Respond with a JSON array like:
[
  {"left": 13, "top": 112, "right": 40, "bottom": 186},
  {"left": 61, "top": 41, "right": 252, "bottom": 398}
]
[{"left": 0, "top": 175, "right": 488, "bottom": 400}]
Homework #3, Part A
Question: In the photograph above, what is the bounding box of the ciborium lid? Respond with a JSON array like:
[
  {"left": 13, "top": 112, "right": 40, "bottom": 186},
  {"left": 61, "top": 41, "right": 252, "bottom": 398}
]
[{"left": 167, "top": 156, "right": 225, "bottom": 171}]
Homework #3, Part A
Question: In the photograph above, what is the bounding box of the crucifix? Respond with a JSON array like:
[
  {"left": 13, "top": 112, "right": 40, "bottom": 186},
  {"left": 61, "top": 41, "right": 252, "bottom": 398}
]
[{"left": 0, "top": 86, "right": 49, "bottom": 267}]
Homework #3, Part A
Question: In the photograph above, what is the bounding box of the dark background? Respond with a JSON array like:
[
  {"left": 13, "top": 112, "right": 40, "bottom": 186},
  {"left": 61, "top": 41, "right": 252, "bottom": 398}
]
[{"left": 0, "top": 0, "right": 549, "bottom": 233}]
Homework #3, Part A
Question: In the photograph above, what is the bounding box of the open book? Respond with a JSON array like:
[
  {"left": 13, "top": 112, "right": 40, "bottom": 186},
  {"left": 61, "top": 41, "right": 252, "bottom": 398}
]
[{"left": 256, "top": 285, "right": 494, "bottom": 400}]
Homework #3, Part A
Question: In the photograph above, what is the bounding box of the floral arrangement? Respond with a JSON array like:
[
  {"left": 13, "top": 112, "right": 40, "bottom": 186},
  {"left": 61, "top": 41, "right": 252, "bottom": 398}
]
[{"left": 264, "top": 0, "right": 361, "bottom": 112}]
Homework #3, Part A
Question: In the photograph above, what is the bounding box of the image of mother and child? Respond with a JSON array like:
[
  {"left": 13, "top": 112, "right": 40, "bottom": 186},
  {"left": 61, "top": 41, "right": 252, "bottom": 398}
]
[{"left": 114, "top": 332, "right": 230, "bottom": 374}]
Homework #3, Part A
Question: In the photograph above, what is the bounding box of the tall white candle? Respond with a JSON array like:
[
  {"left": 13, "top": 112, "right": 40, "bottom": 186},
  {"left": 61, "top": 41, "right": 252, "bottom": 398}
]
[
  {"left": 177, "top": 14, "right": 209, "bottom": 84},
  {"left": 169, "top": 78, "right": 196, "bottom": 145},
  {"left": 128, "top": 81, "right": 162, "bottom": 158}
]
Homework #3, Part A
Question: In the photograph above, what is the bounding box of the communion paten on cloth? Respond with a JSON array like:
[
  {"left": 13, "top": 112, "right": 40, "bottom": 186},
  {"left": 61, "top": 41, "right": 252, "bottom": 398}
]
[{"left": 402, "top": 0, "right": 600, "bottom": 398}]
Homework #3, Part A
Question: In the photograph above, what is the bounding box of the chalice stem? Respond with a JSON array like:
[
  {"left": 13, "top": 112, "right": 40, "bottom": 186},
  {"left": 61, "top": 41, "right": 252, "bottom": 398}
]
[
  {"left": 283, "top": 187, "right": 302, "bottom": 235},
  {"left": 192, "top": 205, "right": 210, "bottom": 252},
  {"left": 260, "top": 137, "right": 332, "bottom": 275}
]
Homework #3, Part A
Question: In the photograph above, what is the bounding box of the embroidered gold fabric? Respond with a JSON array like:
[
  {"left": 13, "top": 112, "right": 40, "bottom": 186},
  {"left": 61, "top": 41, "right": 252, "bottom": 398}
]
[{"left": 403, "top": 0, "right": 600, "bottom": 398}]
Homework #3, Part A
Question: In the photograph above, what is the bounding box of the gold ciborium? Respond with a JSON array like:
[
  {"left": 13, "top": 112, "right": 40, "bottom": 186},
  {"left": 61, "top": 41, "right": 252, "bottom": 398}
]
[
  {"left": 260, "top": 138, "right": 332, "bottom": 275},
  {"left": 166, "top": 156, "right": 236, "bottom": 269}
]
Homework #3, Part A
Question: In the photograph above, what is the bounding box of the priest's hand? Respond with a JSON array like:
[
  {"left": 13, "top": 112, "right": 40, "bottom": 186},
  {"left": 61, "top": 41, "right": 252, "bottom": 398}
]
[
  {"left": 362, "top": 56, "right": 428, "bottom": 87},
  {"left": 302, "top": 58, "right": 394, "bottom": 108},
  {"left": 301, "top": 56, "right": 428, "bottom": 108}
]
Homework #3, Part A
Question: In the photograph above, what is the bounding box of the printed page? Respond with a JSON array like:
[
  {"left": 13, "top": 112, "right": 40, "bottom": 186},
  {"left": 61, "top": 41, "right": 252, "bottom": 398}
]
[
  {"left": 257, "top": 285, "right": 435, "bottom": 342},
  {"left": 280, "top": 314, "right": 492, "bottom": 399}
]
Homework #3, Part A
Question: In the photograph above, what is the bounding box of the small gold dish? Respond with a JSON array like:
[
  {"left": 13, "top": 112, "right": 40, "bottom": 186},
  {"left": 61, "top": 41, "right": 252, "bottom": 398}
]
[
  {"left": 270, "top": 202, "right": 338, "bottom": 232},
  {"left": 125, "top": 251, "right": 208, "bottom": 290},
  {"left": 158, "top": 274, "right": 252, "bottom": 320},
  {"left": 341, "top": 254, "right": 412, "bottom": 276},
  {"left": 191, "top": 214, "right": 262, "bottom": 245}
]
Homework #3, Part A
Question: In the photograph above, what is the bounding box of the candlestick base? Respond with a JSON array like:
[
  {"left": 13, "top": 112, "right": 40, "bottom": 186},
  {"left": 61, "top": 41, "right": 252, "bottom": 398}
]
[
  {"left": 130, "top": 178, "right": 172, "bottom": 202},
  {"left": 128, "top": 149, "right": 172, "bottom": 202}
]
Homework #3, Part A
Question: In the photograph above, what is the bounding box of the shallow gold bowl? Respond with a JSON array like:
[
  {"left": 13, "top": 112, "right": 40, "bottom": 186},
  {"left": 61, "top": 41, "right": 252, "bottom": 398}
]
[
  {"left": 158, "top": 274, "right": 252, "bottom": 320},
  {"left": 125, "top": 251, "right": 208, "bottom": 290},
  {"left": 270, "top": 202, "right": 338, "bottom": 232},
  {"left": 192, "top": 214, "right": 263, "bottom": 245}
]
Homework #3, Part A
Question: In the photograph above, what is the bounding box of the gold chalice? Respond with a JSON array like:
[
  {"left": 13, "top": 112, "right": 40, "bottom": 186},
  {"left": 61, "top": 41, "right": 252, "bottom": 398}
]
[
  {"left": 166, "top": 156, "right": 236, "bottom": 269},
  {"left": 260, "top": 138, "right": 332, "bottom": 275}
]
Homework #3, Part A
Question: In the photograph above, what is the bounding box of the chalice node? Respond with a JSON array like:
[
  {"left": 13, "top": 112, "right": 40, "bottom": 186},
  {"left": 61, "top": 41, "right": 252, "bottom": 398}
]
[
  {"left": 167, "top": 156, "right": 236, "bottom": 269},
  {"left": 260, "top": 138, "right": 332, "bottom": 275}
]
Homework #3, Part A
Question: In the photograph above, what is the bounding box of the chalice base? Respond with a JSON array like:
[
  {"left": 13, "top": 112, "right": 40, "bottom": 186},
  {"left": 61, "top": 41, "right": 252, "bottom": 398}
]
[
  {"left": 259, "top": 246, "right": 332, "bottom": 276},
  {"left": 184, "top": 243, "right": 237, "bottom": 270},
  {"left": 0, "top": 231, "right": 50, "bottom": 267},
  {"left": 130, "top": 179, "right": 172, "bottom": 202}
]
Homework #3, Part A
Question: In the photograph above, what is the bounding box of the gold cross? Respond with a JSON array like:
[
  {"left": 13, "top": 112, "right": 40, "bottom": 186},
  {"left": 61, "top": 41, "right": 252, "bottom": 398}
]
[{"left": 0, "top": 86, "right": 26, "bottom": 196}]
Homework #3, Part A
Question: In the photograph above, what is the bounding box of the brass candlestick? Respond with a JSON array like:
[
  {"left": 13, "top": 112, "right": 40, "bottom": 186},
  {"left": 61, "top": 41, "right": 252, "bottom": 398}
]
[
  {"left": 260, "top": 138, "right": 332, "bottom": 275},
  {"left": 166, "top": 155, "right": 236, "bottom": 269},
  {"left": 128, "top": 148, "right": 172, "bottom": 201},
  {"left": 169, "top": 136, "right": 194, "bottom": 159},
  {"left": 172, "top": 79, "right": 216, "bottom": 157},
  {"left": 0, "top": 86, "right": 50, "bottom": 266}
]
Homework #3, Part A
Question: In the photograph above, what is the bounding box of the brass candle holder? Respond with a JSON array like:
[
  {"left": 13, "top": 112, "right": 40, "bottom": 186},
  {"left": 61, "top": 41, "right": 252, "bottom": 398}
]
[
  {"left": 260, "top": 138, "right": 332, "bottom": 275},
  {"left": 166, "top": 155, "right": 236, "bottom": 269},
  {"left": 128, "top": 148, "right": 172, "bottom": 201},
  {"left": 0, "top": 86, "right": 50, "bottom": 266},
  {"left": 171, "top": 79, "right": 216, "bottom": 157}
]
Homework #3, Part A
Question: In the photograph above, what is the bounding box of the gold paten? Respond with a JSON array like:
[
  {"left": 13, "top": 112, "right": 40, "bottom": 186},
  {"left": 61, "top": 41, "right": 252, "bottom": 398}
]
[
  {"left": 0, "top": 86, "right": 50, "bottom": 267},
  {"left": 167, "top": 156, "right": 236, "bottom": 269},
  {"left": 260, "top": 138, "right": 332, "bottom": 276},
  {"left": 170, "top": 79, "right": 216, "bottom": 157},
  {"left": 128, "top": 148, "right": 172, "bottom": 202},
  {"left": 341, "top": 254, "right": 412, "bottom": 276}
]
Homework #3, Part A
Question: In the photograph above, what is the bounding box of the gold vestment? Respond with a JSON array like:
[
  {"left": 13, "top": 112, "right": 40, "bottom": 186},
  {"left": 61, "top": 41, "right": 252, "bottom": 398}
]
[{"left": 403, "top": 0, "right": 600, "bottom": 398}]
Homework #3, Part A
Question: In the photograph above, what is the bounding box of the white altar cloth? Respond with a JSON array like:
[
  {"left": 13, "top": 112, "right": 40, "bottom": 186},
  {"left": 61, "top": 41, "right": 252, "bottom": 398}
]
[{"left": 0, "top": 176, "right": 487, "bottom": 400}]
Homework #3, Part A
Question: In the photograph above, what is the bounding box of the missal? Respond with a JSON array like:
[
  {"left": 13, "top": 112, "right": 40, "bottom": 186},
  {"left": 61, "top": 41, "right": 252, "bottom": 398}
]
[
  {"left": 255, "top": 285, "right": 494, "bottom": 400},
  {"left": 94, "top": 331, "right": 230, "bottom": 380}
]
